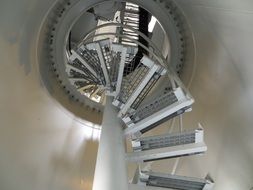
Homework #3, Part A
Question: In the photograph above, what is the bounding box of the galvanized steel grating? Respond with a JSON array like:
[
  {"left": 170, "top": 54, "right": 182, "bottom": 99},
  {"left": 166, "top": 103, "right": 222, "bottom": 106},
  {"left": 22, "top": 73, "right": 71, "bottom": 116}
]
[
  {"left": 131, "top": 73, "right": 160, "bottom": 109},
  {"left": 118, "top": 65, "right": 149, "bottom": 104},
  {"left": 147, "top": 175, "right": 205, "bottom": 190},
  {"left": 79, "top": 47, "right": 106, "bottom": 85},
  {"left": 130, "top": 91, "right": 178, "bottom": 122},
  {"left": 138, "top": 131, "right": 196, "bottom": 151},
  {"left": 68, "top": 59, "right": 100, "bottom": 83}
]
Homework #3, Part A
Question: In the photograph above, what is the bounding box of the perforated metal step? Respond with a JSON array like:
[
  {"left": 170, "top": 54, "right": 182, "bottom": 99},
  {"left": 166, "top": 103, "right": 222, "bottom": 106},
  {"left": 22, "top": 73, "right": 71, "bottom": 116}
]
[
  {"left": 66, "top": 59, "right": 100, "bottom": 85},
  {"left": 112, "top": 56, "right": 166, "bottom": 117},
  {"left": 138, "top": 171, "right": 214, "bottom": 190},
  {"left": 67, "top": 39, "right": 114, "bottom": 90},
  {"left": 126, "top": 127, "right": 206, "bottom": 162},
  {"left": 107, "top": 44, "right": 138, "bottom": 97},
  {"left": 132, "top": 128, "right": 204, "bottom": 152},
  {"left": 123, "top": 87, "right": 194, "bottom": 136},
  {"left": 85, "top": 39, "right": 112, "bottom": 87},
  {"left": 121, "top": 2, "right": 139, "bottom": 46}
]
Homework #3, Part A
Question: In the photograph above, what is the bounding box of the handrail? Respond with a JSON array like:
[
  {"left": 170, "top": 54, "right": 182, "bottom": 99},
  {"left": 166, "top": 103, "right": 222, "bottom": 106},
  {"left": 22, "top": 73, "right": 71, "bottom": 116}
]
[
  {"left": 78, "top": 22, "right": 166, "bottom": 63},
  {"left": 80, "top": 32, "right": 164, "bottom": 67},
  {"left": 74, "top": 23, "right": 192, "bottom": 99}
]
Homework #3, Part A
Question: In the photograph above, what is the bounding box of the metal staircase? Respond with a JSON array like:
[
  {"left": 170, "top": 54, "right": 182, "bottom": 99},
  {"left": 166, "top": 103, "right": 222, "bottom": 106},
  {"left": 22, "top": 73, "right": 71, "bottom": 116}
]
[
  {"left": 134, "top": 170, "right": 214, "bottom": 190},
  {"left": 123, "top": 87, "right": 194, "bottom": 136},
  {"left": 120, "top": 2, "right": 140, "bottom": 46},
  {"left": 127, "top": 127, "right": 207, "bottom": 162},
  {"left": 113, "top": 55, "right": 167, "bottom": 117},
  {"left": 65, "top": 17, "right": 214, "bottom": 190}
]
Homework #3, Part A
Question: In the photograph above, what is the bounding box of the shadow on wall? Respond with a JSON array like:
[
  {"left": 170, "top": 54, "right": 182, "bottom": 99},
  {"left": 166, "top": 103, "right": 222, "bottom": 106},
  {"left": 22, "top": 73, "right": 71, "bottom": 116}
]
[
  {"left": 49, "top": 128, "right": 99, "bottom": 190},
  {"left": 16, "top": 0, "right": 56, "bottom": 75},
  {"left": 13, "top": 0, "right": 103, "bottom": 124},
  {"left": 176, "top": 3, "right": 253, "bottom": 189}
]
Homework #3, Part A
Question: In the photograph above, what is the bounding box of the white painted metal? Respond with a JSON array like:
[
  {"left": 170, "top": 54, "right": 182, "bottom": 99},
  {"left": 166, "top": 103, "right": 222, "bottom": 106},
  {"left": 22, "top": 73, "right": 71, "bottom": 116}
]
[
  {"left": 112, "top": 99, "right": 121, "bottom": 107},
  {"left": 196, "top": 124, "right": 205, "bottom": 143},
  {"left": 136, "top": 171, "right": 214, "bottom": 190},
  {"left": 68, "top": 78, "right": 89, "bottom": 85},
  {"left": 121, "top": 2, "right": 139, "bottom": 47},
  {"left": 204, "top": 183, "right": 215, "bottom": 190},
  {"left": 118, "top": 60, "right": 160, "bottom": 117},
  {"left": 113, "top": 44, "right": 127, "bottom": 97},
  {"left": 70, "top": 50, "right": 98, "bottom": 78},
  {"left": 203, "top": 175, "right": 215, "bottom": 190},
  {"left": 84, "top": 40, "right": 110, "bottom": 87},
  {"left": 129, "top": 184, "right": 171, "bottom": 190},
  {"left": 131, "top": 166, "right": 214, "bottom": 190},
  {"left": 123, "top": 87, "right": 193, "bottom": 126},
  {"left": 124, "top": 98, "right": 194, "bottom": 136},
  {"left": 78, "top": 84, "right": 94, "bottom": 92},
  {"left": 126, "top": 142, "right": 207, "bottom": 162},
  {"left": 65, "top": 63, "right": 87, "bottom": 75},
  {"left": 90, "top": 87, "right": 100, "bottom": 99},
  {"left": 92, "top": 97, "right": 128, "bottom": 190},
  {"left": 94, "top": 43, "right": 111, "bottom": 87},
  {"left": 141, "top": 56, "right": 156, "bottom": 68},
  {"left": 131, "top": 127, "right": 204, "bottom": 151}
]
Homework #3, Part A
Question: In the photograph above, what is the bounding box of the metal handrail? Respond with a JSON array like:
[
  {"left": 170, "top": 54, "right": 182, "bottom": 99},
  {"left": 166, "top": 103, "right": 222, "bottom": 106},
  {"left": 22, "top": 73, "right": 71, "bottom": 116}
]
[
  {"left": 78, "top": 23, "right": 192, "bottom": 96},
  {"left": 81, "top": 32, "right": 164, "bottom": 67},
  {"left": 78, "top": 23, "right": 166, "bottom": 63},
  {"left": 73, "top": 23, "right": 193, "bottom": 100}
]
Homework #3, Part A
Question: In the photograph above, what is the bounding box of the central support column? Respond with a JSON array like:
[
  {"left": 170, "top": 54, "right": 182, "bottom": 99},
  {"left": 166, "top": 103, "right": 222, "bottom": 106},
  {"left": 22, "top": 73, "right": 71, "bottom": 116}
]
[{"left": 93, "top": 97, "right": 129, "bottom": 190}]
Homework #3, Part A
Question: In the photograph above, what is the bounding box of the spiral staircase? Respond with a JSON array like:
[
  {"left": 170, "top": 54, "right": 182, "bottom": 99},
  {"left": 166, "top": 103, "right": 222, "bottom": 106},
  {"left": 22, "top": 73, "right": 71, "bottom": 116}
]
[
  {"left": 63, "top": 20, "right": 214, "bottom": 190},
  {"left": 2, "top": 0, "right": 253, "bottom": 189},
  {"left": 39, "top": 0, "right": 217, "bottom": 189}
]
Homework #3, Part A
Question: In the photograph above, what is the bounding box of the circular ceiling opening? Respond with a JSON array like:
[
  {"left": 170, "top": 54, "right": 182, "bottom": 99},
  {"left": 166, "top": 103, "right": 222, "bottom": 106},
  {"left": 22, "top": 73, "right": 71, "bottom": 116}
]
[
  {"left": 38, "top": 0, "right": 194, "bottom": 124},
  {"left": 64, "top": 1, "right": 172, "bottom": 104}
]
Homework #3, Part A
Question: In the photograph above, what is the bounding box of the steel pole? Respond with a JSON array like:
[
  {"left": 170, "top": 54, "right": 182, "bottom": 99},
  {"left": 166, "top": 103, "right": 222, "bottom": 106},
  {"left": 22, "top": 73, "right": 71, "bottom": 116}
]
[{"left": 92, "top": 96, "right": 128, "bottom": 190}]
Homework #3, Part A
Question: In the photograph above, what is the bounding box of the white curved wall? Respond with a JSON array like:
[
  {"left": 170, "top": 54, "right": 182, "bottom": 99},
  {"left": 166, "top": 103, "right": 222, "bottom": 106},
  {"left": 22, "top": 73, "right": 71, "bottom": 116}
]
[
  {"left": 177, "top": 1, "right": 253, "bottom": 189},
  {"left": 0, "top": 1, "right": 100, "bottom": 190},
  {"left": 0, "top": 0, "right": 253, "bottom": 190}
]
